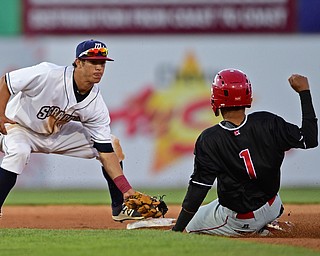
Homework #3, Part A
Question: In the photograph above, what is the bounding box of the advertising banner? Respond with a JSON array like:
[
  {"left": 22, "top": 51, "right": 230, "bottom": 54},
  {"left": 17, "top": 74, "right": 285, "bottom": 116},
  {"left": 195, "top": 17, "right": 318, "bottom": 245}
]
[{"left": 23, "top": 0, "right": 296, "bottom": 34}]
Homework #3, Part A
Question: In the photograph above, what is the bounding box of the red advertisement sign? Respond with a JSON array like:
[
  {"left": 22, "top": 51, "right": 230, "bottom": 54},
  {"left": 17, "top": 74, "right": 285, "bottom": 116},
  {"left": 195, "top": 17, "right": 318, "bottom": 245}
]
[{"left": 23, "top": 0, "right": 296, "bottom": 34}]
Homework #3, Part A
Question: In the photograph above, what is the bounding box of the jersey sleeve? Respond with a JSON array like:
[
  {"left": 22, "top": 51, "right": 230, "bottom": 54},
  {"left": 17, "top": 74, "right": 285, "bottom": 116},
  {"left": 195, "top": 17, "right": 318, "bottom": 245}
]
[
  {"left": 273, "top": 114, "right": 314, "bottom": 151},
  {"left": 93, "top": 142, "right": 114, "bottom": 153},
  {"left": 5, "top": 62, "right": 58, "bottom": 96},
  {"left": 272, "top": 90, "right": 317, "bottom": 150},
  {"left": 189, "top": 130, "right": 218, "bottom": 188},
  {"left": 81, "top": 95, "right": 113, "bottom": 145}
]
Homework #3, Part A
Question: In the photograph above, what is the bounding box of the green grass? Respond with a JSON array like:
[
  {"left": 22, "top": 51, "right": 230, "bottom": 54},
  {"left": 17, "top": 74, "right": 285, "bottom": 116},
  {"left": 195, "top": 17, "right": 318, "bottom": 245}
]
[
  {"left": 4, "top": 187, "right": 198, "bottom": 205},
  {"left": 278, "top": 187, "right": 320, "bottom": 204},
  {"left": 0, "top": 229, "right": 318, "bottom": 256},
  {"left": 5, "top": 187, "right": 320, "bottom": 205}
]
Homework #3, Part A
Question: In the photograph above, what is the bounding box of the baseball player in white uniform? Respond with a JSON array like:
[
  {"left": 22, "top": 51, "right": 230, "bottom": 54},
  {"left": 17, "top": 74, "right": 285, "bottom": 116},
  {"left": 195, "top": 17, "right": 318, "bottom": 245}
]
[{"left": 0, "top": 39, "right": 143, "bottom": 221}]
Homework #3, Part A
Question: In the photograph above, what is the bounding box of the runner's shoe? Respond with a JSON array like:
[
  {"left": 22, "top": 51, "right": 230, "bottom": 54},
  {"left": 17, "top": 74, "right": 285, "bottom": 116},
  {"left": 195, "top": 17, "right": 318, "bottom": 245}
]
[{"left": 259, "top": 219, "right": 295, "bottom": 236}]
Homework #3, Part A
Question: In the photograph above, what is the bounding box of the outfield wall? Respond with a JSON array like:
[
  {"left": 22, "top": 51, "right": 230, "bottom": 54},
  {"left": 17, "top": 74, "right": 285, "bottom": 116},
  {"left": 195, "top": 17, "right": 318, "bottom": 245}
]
[{"left": 0, "top": 35, "right": 319, "bottom": 188}]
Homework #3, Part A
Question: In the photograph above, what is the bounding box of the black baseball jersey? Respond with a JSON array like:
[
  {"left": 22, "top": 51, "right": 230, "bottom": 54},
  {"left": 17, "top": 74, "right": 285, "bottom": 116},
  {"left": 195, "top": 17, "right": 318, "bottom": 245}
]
[{"left": 189, "top": 91, "right": 317, "bottom": 213}]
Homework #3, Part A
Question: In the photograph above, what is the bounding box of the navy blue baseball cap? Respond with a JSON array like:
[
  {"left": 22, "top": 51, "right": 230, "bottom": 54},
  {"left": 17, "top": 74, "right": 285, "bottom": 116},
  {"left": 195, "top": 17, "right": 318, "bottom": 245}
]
[{"left": 76, "top": 39, "right": 114, "bottom": 61}]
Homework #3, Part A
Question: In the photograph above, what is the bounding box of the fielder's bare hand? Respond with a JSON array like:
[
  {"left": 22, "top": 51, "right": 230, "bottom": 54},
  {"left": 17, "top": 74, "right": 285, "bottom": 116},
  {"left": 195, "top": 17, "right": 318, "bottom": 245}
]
[
  {"left": 124, "top": 188, "right": 136, "bottom": 199},
  {"left": 0, "top": 114, "right": 16, "bottom": 135},
  {"left": 288, "top": 74, "right": 310, "bottom": 93}
]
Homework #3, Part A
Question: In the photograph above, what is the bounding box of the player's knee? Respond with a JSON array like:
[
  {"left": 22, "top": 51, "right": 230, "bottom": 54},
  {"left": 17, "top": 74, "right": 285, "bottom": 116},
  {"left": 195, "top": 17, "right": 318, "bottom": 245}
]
[
  {"left": 9, "top": 144, "right": 31, "bottom": 162},
  {"left": 1, "top": 143, "right": 31, "bottom": 174}
]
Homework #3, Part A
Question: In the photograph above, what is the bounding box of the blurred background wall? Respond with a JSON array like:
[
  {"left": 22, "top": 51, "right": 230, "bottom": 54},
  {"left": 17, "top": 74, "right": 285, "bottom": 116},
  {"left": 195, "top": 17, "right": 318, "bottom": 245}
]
[{"left": 0, "top": 0, "right": 319, "bottom": 188}]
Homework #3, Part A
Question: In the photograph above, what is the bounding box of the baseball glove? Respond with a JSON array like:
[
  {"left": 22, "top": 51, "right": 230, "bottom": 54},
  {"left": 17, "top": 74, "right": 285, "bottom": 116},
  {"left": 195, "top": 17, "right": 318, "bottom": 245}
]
[{"left": 124, "top": 192, "right": 168, "bottom": 218}]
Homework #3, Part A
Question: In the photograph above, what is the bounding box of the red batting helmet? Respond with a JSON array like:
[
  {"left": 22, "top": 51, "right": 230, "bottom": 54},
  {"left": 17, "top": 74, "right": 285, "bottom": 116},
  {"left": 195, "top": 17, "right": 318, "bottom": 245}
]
[{"left": 211, "top": 69, "right": 252, "bottom": 116}]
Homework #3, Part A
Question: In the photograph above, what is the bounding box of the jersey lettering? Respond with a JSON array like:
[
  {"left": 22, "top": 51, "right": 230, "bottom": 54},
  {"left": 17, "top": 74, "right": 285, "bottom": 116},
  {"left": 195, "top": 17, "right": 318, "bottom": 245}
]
[
  {"left": 239, "top": 149, "right": 257, "bottom": 179},
  {"left": 49, "top": 106, "right": 60, "bottom": 117},
  {"left": 37, "top": 106, "right": 80, "bottom": 122},
  {"left": 36, "top": 106, "right": 50, "bottom": 119}
]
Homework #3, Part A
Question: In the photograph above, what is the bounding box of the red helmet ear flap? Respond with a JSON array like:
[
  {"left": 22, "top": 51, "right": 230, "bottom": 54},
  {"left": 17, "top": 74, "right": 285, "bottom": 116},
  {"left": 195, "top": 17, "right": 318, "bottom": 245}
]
[
  {"left": 211, "top": 99, "right": 220, "bottom": 116},
  {"left": 210, "top": 93, "right": 220, "bottom": 116}
]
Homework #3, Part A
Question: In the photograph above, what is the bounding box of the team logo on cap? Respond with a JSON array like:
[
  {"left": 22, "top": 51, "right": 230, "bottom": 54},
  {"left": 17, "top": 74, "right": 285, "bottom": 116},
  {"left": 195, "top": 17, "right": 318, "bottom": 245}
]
[{"left": 95, "top": 43, "right": 104, "bottom": 48}]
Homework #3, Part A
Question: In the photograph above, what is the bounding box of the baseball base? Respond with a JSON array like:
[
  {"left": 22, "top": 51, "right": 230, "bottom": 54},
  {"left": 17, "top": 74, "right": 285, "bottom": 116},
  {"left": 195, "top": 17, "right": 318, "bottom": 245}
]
[{"left": 126, "top": 218, "right": 176, "bottom": 230}]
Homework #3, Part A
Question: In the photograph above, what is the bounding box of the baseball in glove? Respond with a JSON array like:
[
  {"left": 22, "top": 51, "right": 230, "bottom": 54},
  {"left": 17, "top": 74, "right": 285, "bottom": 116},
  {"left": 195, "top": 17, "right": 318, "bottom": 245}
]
[{"left": 124, "top": 192, "right": 168, "bottom": 218}]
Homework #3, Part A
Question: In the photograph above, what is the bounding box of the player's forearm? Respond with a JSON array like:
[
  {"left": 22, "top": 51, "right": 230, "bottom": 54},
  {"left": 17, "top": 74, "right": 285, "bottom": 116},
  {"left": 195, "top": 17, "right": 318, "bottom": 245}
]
[
  {"left": 299, "top": 90, "right": 318, "bottom": 148},
  {"left": 172, "top": 183, "right": 209, "bottom": 232},
  {"left": 99, "top": 152, "right": 133, "bottom": 194},
  {"left": 99, "top": 152, "right": 124, "bottom": 178},
  {"left": 299, "top": 90, "right": 316, "bottom": 119},
  {"left": 172, "top": 208, "right": 195, "bottom": 232}
]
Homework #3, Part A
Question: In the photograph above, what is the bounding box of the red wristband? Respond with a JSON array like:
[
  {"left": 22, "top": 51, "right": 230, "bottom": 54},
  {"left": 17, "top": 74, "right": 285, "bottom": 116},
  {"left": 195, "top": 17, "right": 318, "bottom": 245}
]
[{"left": 113, "top": 175, "right": 132, "bottom": 194}]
